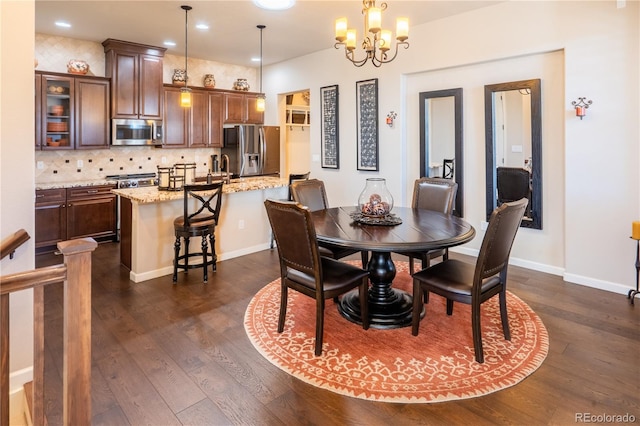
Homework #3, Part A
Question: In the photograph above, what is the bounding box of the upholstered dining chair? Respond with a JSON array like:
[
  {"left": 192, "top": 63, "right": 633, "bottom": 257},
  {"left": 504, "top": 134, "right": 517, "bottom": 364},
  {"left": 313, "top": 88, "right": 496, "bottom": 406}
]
[
  {"left": 411, "top": 197, "right": 528, "bottom": 363},
  {"left": 497, "top": 166, "right": 531, "bottom": 216},
  {"left": 270, "top": 172, "right": 310, "bottom": 249},
  {"left": 394, "top": 177, "right": 458, "bottom": 275},
  {"left": 173, "top": 182, "right": 224, "bottom": 283},
  {"left": 291, "top": 178, "right": 368, "bottom": 268},
  {"left": 264, "top": 199, "right": 370, "bottom": 356}
]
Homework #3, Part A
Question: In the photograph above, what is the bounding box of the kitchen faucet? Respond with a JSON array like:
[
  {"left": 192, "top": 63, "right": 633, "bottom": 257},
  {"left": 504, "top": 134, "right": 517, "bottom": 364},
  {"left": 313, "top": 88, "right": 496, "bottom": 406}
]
[{"left": 221, "top": 154, "right": 231, "bottom": 184}]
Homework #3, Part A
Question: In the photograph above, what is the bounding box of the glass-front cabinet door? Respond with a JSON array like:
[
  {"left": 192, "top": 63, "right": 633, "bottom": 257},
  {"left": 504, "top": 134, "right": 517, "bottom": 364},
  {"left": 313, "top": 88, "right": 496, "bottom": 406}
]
[{"left": 41, "top": 74, "right": 74, "bottom": 150}]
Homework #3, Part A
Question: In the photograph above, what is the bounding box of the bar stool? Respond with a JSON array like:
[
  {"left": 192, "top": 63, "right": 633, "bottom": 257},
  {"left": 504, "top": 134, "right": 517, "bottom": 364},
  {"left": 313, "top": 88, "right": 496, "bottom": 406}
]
[
  {"left": 270, "top": 172, "right": 310, "bottom": 249},
  {"left": 173, "top": 182, "right": 224, "bottom": 283}
]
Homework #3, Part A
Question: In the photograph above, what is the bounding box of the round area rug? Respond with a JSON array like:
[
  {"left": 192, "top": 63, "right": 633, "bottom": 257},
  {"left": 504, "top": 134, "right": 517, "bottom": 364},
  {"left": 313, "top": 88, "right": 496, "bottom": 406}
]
[{"left": 244, "top": 261, "right": 548, "bottom": 403}]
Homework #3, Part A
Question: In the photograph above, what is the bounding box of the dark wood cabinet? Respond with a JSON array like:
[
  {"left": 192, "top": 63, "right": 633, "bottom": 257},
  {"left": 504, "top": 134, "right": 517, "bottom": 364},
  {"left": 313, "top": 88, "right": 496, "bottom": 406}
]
[
  {"left": 75, "top": 77, "right": 110, "bottom": 149},
  {"left": 35, "top": 188, "right": 67, "bottom": 249},
  {"left": 162, "top": 85, "right": 223, "bottom": 148},
  {"left": 35, "top": 185, "right": 117, "bottom": 252},
  {"left": 36, "top": 71, "right": 110, "bottom": 150},
  {"left": 103, "top": 39, "right": 166, "bottom": 120},
  {"left": 224, "top": 92, "right": 264, "bottom": 124}
]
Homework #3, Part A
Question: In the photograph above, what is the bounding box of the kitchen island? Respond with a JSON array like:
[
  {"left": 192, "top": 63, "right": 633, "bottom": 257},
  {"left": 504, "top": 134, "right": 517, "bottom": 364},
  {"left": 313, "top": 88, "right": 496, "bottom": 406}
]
[{"left": 113, "top": 177, "right": 287, "bottom": 282}]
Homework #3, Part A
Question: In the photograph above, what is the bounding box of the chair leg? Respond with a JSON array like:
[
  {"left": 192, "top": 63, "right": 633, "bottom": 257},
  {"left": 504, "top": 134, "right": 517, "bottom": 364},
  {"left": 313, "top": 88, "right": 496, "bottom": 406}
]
[
  {"left": 270, "top": 231, "right": 275, "bottom": 249},
  {"left": 359, "top": 277, "right": 369, "bottom": 330},
  {"left": 411, "top": 279, "right": 423, "bottom": 336},
  {"left": 471, "top": 300, "right": 484, "bottom": 363},
  {"left": 315, "top": 297, "right": 325, "bottom": 356},
  {"left": 184, "top": 237, "right": 190, "bottom": 272},
  {"left": 209, "top": 232, "right": 217, "bottom": 271},
  {"left": 408, "top": 256, "right": 415, "bottom": 275},
  {"left": 446, "top": 299, "right": 454, "bottom": 315},
  {"left": 277, "top": 284, "right": 288, "bottom": 333},
  {"left": 201, "top": 236, "right": 209, "bottom": 283},
  {"left": 172, "top": 236, "right": 181, "bottom": 282},
  {"left": 499, "top": 290, "right": 511, "bottom": 340},
  {"left": 421, "top": 255, "right": 430, "bottom": 303}
]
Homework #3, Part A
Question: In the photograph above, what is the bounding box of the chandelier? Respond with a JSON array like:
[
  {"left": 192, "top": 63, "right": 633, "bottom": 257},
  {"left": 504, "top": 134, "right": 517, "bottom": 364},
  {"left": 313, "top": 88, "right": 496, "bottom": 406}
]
[{"left": 334, "top": 1, "right": 409, "bottom": 67}]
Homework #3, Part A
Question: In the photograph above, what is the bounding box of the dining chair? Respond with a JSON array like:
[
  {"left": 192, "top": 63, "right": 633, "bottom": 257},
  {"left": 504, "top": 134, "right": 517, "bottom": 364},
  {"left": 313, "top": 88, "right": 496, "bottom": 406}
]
[
  {"left": 270, "top": 172, "right": 310, "bottom": 249},
  {"left": 395, "top": 177, "right": 458, "bottom": 275},
  {"left": 411, "top": 197, "right": 528, "bottom": 363},
  {"left": 291, "top": 178, "right": 368, "bottom": 268},
  {"left": 264, "top": 199, "right": 370, "bottom": 356},
  {"left": 497, "top": 166, "right": 531, "bottom": 216},
  {"left": 172, "top": 182, "right": 224, "bottom": 283}
]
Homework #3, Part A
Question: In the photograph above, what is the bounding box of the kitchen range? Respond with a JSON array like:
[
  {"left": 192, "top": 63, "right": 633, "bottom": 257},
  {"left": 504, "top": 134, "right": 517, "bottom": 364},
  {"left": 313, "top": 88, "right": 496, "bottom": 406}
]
[{"left": 107, "top": 172, "right": 158, "bottom": 188}]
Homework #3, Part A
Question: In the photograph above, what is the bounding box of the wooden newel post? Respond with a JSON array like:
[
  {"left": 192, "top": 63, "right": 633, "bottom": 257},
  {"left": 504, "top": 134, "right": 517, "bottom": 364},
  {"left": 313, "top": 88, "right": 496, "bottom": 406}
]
[{"left": 58, "top": 238, "right": 97, "bottom": 426}]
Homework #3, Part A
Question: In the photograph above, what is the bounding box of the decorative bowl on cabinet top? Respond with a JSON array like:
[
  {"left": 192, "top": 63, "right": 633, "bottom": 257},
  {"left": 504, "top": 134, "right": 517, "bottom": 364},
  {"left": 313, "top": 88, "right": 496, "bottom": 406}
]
[{"left": 67, "top": 59, "right": 90, "bottom": 75}]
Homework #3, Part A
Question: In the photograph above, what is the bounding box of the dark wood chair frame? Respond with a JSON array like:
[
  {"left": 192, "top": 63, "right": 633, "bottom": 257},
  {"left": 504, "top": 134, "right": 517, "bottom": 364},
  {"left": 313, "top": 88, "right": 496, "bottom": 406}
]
[
  {"left": 265, "top": 199, "right": 370, "bottom": 356},
  {"left": 173, "top": 182, "right": 224, "bottom": 283},
  {"left": 411, "top": 198, "right": 528, "bottom": 363},
  {"left": 270, "top": 172, "right": 310, "bottom": 249}
]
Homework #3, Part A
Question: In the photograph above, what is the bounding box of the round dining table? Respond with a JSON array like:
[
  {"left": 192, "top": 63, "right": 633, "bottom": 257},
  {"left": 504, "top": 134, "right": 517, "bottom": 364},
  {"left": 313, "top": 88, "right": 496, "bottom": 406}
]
[{"left": 311, "top": 206, "right": 476, "bottom": 329}]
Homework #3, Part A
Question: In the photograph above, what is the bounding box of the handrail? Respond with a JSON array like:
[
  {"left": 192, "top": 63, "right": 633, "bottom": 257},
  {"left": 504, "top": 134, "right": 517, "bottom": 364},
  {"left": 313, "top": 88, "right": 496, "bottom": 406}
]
[
  {"left": 0, "top": 237, "right": 97, "bottom": 426},
  {"left": 0, "top": 229, "right": 30, "bottom": 260}
]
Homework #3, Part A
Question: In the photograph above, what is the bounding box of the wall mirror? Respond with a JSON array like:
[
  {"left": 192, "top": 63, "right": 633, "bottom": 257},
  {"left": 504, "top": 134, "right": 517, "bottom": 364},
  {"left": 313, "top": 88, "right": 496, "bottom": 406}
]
[
  {"left": 484, "top": 79, "right": 541, "bottom": 229},
  {"left": 419, "top": 88, "right": 463, "bottom": 216}
]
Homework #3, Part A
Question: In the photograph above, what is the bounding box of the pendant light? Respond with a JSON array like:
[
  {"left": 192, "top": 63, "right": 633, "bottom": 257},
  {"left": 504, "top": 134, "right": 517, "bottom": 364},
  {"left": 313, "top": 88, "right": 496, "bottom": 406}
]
[
  {"left": 256, "top": 24, "right": 266, "bottom": 112},
  {"left": 180, "top": 5, "right": 192, "bottom": 107}
]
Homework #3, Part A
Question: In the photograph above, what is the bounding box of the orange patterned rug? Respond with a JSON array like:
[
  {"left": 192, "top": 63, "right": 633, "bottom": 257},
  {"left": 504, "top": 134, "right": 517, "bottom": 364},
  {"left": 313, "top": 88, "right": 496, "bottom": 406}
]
[{"left": 244, "top": 261, "right": 548, "bottom": 403}]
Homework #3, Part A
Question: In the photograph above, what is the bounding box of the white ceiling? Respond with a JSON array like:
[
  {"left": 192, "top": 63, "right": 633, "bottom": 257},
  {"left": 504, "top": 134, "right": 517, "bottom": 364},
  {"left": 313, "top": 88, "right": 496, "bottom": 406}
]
[{"left": 35, "top": 1, "right": 500, "bottom": 67}]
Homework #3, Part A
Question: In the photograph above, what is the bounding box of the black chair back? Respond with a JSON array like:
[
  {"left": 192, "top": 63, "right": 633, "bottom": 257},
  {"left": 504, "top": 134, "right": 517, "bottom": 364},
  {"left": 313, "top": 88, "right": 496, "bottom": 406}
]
[
  {"left": 183, "top": 182, "right": 224, "bottom": 227},
  {"left": 442, "top": 159, "right": 455, "bottom": 179},
  {"left": 496, "top": 167, "right": 530, "bottom": 205}
]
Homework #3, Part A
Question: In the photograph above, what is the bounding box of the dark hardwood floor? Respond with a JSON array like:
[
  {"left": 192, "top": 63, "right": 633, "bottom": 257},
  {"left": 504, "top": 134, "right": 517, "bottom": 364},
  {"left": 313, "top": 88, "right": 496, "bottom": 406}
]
[{"left": 37, "top": 242, "right": 639, "bottom": 425}]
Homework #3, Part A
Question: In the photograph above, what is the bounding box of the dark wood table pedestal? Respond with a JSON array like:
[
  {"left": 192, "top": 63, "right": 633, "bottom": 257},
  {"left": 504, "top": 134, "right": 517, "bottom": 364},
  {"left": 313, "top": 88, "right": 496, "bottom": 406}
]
[{"left": 338, "top": 251, "right": 425, "bottom": 329}]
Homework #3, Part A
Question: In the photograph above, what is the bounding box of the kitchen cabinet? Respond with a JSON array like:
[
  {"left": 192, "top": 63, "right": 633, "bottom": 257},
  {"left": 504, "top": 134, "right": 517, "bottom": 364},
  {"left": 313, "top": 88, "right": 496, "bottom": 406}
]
[
  {"left": 35, "top": 188, "right": 67, "bottom": 249},
  {"left": 224, "top": 92, "right": 264, "bottom": 124},
  {"left": 103, "top": 39, "right": 166, "bottom": 120},
  {"left": 35, "top": 185, "right": 117, "bottom": 252},
  {"left": 36, "top": 71, "right": 110, "bottom": 150},
  {"left": 162, "top": 85, "right": 223, "bottom": 148}
]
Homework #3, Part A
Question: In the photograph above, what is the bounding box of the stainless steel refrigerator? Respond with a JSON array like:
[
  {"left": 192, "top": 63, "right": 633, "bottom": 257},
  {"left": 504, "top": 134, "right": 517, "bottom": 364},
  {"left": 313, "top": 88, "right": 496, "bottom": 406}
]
[{"left": 221, "top": 125, "right": 280, "bottom": 178}]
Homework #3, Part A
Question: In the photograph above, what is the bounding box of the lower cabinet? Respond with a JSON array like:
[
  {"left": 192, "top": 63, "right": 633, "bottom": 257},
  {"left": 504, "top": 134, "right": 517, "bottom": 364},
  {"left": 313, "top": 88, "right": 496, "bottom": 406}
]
[{"left": 35, "top": 185, "right": 117, "bottom": 252}]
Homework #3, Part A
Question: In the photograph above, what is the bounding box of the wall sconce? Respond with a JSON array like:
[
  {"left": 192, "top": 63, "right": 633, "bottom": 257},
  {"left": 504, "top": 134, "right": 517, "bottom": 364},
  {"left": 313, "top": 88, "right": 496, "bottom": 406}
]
[
  {"left": 571, "top": 97, "right": 592, "bottom": 120},
  {"left": 386, "top": 111, "right": 397, "bottom": 127}
]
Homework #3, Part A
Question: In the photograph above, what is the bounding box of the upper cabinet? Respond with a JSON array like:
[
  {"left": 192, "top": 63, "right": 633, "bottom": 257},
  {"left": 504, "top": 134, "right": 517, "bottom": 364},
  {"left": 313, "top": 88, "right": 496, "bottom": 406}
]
[
  {"left": 103, "top": 39, "right": 166, "bottom": 120},
  {"left": 36, "top": 71, "right": 110, "bottom": 150},
  {"left": 224, "top": 92, "right": 264, "bottom": 124}
]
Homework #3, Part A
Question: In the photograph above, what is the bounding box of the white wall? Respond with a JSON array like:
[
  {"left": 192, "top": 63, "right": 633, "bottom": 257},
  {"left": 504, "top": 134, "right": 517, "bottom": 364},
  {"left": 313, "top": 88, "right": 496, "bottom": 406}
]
[
  {"left": 262, "top": 1, "right": 640, "bottom": 294},
  {"left": 1, "top": 0, "right": 36, "bottom": 418}
]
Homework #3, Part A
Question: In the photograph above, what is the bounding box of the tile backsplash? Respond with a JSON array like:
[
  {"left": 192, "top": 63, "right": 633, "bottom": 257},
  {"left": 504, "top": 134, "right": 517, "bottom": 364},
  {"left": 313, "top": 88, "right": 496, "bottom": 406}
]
[{"left": 35, "top": 147, "right": 220, "bottom": 184}]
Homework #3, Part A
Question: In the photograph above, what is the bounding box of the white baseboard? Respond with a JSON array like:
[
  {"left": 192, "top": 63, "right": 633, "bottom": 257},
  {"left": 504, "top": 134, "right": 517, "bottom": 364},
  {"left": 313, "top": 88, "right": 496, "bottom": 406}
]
[
  {"left": 129, "top": 243, "right": 272, "bottom": 283},
  {"left": 452, "top": 246, "right": 630, "bottom": 295}
]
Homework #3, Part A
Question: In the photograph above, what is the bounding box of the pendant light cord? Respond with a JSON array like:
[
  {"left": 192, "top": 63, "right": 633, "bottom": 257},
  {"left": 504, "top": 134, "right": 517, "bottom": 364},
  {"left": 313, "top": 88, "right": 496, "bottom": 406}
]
[
  {"left": 258, "top": 24, "right": 265, "bottom": 94},
  {"left": 182, "top": 5, "right": 192, "bottom": 88}
]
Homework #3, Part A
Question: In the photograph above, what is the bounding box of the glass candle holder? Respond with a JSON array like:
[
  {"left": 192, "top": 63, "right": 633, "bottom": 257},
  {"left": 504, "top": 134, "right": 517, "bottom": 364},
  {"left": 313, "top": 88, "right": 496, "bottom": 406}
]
[{"left": 358, "top": 178, "right": 393, "bottom": 217}]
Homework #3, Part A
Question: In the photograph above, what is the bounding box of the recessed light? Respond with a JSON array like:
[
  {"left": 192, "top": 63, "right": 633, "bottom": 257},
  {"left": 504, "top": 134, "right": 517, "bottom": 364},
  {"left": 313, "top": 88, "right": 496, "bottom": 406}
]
[
  {"left": 251, "top": 57, "right": 261, "bottom": 62},
  {"left": 196, "top": 23, "right": 209, "bottom": 30},
  {"left": 253, "top": 0, "right": 295, "bottom": 11},
  {"left": 164, "top": 41, "right": 176, "bottom": 47},
  {"left": 55, "top": 21, "right": 71, "bottom": 28}
]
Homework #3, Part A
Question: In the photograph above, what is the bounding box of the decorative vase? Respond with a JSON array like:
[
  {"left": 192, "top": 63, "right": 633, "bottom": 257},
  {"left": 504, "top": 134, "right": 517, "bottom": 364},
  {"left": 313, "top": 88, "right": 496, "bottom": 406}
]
[
  {"left": 358, "top": 178, "right": 393, "bottom": 217},
  {"left": 172, "top": 69, "right": 188, "bottom": 85},
  {"left": 233, "top": 78, "right": 250, "bottom": 91},
  {"left": 67, "top": 59, "right": 89, "bottom": 75},
  {"left": 203, "top": 74, "right": 215, "bottom": 88}
]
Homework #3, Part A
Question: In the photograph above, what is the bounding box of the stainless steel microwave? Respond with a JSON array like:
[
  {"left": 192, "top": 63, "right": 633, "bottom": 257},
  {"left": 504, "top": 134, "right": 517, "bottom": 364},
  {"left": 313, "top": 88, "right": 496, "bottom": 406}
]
[{"left": 112, "top": 119, "right": 163, "bottom": 146}]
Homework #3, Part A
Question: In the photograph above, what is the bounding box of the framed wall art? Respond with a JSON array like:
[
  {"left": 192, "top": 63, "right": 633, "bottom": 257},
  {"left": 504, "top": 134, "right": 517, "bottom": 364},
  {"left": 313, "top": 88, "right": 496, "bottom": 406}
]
[
  {"left": 356, "top": 78, "right": 379, "bottom": 171},
  {"left": 320, "top": 84, "right": 339, "bottom": 169}
]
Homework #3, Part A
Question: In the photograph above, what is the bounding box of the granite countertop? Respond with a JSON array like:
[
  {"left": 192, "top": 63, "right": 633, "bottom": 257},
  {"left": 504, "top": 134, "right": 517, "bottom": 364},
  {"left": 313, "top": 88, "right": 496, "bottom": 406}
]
[
  {"left": 36, "top": 179, "right": 117, "bottom": 190},
  {"left": 112, "top": 176, "right": 287, "bottom": 204}
]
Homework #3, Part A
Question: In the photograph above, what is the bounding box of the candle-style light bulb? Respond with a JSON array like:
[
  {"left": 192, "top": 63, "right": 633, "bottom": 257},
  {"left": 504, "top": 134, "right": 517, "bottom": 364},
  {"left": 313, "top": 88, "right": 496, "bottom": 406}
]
[
  {"left": 335, "top": 17, "right": 347, "bottom": 42},
  {"left": 367, "top": 7, "right": 381, "bottom": 33},
  {"left": 380, "top": 30, "right": 392, "bottom": 51},
  {"left": 396, "top": 17, "right": 409, "bottom": 41},
  {"left": 346, "top": 29, "right": 357, "bottom": 51}
]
